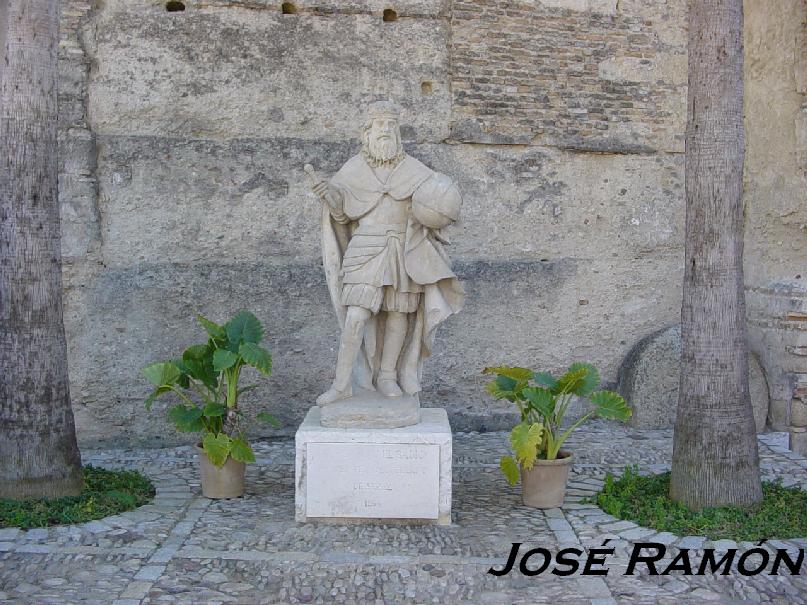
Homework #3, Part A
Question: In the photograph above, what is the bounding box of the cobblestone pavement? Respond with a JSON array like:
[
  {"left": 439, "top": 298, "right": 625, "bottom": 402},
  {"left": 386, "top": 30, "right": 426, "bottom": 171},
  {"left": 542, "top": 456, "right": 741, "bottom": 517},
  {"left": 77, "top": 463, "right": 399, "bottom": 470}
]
[{"left": 1, "top": 421, "right": 805, "bottom": 604}]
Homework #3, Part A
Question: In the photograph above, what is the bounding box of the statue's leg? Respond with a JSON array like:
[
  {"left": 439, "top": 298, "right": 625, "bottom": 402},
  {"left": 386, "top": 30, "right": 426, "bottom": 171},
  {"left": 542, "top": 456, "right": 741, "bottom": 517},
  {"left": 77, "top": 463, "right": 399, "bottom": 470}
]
[
  {"left": 377, "top": 311, "right": 407, "bottom": 397},
  {"left": 317, "top": 305, "right": 370, "bottom": 405}
]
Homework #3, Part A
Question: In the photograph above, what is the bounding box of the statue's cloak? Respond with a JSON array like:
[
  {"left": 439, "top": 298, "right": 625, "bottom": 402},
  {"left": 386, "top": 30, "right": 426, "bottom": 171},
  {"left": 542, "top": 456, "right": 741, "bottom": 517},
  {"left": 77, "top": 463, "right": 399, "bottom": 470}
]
[{"left": 321, "top": 153, "right": 465, "bottom": 395}]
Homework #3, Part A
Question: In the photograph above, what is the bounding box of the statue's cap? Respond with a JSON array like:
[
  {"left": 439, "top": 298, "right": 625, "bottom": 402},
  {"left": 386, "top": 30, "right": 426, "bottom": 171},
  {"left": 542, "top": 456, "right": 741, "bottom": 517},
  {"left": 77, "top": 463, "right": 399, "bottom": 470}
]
[{"left": 367, "top": 100, "right": 401, "bottom": 120}]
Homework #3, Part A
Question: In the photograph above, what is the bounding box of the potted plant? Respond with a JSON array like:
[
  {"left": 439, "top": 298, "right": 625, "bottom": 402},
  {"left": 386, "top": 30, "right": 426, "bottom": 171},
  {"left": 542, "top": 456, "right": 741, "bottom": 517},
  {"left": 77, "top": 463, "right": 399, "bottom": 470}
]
[
  {"left": 142, "top": 311, "right": 279, "bottom": 498},
  {"left": 483, "top": 362, "right": 631, "bottom": 508}
]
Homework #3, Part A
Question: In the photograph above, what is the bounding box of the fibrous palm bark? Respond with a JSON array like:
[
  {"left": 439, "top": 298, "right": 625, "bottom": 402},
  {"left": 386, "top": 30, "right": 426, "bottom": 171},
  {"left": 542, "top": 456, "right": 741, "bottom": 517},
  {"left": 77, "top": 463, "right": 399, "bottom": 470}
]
[
  {"left": 0, "top": 0, "right": 83, "bottom": 498},
  {"left": 669, "top": 0, "right": 762, "bottom": 509}
]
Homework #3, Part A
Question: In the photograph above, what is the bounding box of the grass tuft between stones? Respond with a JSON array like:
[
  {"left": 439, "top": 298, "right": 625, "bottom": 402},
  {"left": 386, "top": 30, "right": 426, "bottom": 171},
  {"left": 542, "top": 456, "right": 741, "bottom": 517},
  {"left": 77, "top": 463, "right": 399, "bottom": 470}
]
[
  {"left": 0, "top": 466, "right": 155, "bottom": 529},
  {"left": 592, "top": 466, "right": 807, "bottom": 541}
]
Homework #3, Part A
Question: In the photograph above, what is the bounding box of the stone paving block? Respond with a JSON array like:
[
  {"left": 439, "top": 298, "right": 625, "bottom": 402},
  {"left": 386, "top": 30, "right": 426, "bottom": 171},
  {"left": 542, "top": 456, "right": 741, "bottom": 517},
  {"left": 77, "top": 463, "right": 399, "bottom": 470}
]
[
  {"left": 118, "top": 580, "right": 152, "bottom": 599},
  {"left": 149, "top": 544, "right": 179, "bottom": 564},
  {"left": 562, "top": 504, "right": 600, "bottom": 511},
  {"left": 676, "top": 536, "right": 706, "bottom": 549},
  {"left": 553, "top": 530, "right": 580, "bottom": 544},
  {"left": 581, "top": 514, "right": 618, "bottom": 523},
  {"left": 617, "top": 527, "right": 656, "bottom": 540},
  {"left": 134, "top": 565, "right": 166, "bottom": 581},
  {"left": 652, "top": 532, "right": 679, "bottom": 545},
  {"left": 547, "top": 518, "right": 574, "bottom": 532},
  {"left": 0, "top": 529, "right": 20, "bottom": 541},
  {"left": 83, "top": 521, "right": 111, "bottom": 534},
  {"left": 600, "top": 520, "right": 637, "bottom": 532},
  {"left": 662, "top": 578, "right": 689, "bottom": 594},
  {"left": 577, "top": 577, "right": 612, "bottom": 598},
  {"left": 689, "top": 587, "right": 723, "bottom": 601},
  {"left": 16, "top": 544, "right": 52, "bottom": 554},
  {"left": 24, "top": 528, "right": 49, "bottom": 540}
]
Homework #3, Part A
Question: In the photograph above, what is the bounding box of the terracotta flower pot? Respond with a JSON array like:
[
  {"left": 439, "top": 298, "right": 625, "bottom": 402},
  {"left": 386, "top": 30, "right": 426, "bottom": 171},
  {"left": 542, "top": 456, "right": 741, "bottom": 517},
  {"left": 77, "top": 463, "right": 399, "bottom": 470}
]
[
  {"left": 196, "top": 445, "right": 245, "bottom": 499},
  {"left": 520, "top": 450, "right": 574, "bottom": 509}
]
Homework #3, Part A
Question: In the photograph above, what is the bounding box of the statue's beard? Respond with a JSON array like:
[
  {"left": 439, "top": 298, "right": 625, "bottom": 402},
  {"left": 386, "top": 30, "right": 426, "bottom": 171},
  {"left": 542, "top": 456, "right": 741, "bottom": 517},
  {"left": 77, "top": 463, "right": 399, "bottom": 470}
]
[{"left": 363, "top": 132, "right": 404, "bottom": 168}]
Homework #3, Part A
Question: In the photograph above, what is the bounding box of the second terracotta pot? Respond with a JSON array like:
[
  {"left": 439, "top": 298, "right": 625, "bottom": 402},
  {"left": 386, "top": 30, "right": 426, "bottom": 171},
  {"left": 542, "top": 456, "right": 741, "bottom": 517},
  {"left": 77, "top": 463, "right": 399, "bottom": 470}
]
[
  {"left": 520, "top": 450, "right": 574, "bottom": 509},
  {"left": 197, "top": 446, "right": 245, "bottom": 499}
]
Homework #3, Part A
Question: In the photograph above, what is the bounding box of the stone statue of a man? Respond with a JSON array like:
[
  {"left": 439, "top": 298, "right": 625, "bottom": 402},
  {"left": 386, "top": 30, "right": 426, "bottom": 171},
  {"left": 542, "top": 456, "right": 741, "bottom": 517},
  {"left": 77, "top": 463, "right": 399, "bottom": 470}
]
[{"left": 307, "top": 101, "right": 465, "bottom": 414}]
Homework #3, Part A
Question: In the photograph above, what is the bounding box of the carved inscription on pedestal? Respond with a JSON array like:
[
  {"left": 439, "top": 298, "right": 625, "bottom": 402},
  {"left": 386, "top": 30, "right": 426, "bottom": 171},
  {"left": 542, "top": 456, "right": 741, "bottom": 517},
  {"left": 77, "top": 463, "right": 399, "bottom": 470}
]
[{"left": 305, "top": 442, "right": 440, "bottom": 519}]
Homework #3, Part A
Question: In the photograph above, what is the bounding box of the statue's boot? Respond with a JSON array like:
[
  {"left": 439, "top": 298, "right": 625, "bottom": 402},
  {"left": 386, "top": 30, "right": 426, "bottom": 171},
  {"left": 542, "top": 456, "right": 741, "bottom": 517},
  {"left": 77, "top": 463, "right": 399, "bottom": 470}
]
[
  {"left": 399, "top": 375, "right": 419, "bottom": 396},
  {"left": 377, "top": 371, "right": 403, "bottom": 397},
  {"left": 356, "top": 358, "right": 376, "bottom": 391},
  {"left": 358, "top": 376, "right": 376, "bottom": 391},
  {"left": 316, "top": 384, "right": 353, "bottom": 406}
]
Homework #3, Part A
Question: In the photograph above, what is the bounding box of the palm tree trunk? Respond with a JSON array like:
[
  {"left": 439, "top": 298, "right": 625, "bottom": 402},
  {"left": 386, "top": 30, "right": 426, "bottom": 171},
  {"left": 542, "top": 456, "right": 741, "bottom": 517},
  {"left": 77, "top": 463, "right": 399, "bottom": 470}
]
[
  {"left": 0, "top": 0, "right": 83, "bottom": 498},
  {"left": 669, "top": 0, "right": 762, "bottom": 509}
]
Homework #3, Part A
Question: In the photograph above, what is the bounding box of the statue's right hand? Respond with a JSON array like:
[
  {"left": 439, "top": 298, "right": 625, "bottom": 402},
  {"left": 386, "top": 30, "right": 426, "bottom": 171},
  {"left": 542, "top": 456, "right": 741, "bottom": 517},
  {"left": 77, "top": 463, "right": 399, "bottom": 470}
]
[
  {"left": 312, "top": 181, "right": 330, "bottom": 198},
  {"left": 313, "top": 182, "right": 343, "bottom": 212}
]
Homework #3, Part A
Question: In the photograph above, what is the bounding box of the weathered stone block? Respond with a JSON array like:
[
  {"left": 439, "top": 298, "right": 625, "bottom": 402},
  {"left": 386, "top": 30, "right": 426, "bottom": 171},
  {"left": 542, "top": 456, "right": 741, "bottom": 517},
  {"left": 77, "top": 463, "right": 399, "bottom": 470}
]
[
  {"left": 53, "top": 0, "right": 804, "bottom": 447},
  {"left": 295, "top": 407, "right": 452, "bottom": 524},
  {"left": 93, "top": 135, "right": 684, "bottom": 268},
  {"left": 617, "top": 325, "right": 770, "bottom": 431},
  {"left": 89, "top": 0, "right": 451, "bottom": 142}
]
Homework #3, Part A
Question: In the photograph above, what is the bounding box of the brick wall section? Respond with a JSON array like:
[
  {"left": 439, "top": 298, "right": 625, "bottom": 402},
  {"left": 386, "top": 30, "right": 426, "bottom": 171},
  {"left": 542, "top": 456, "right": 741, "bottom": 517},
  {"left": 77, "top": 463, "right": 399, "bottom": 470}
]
[{"left": 449, "top": 0, "right": 679, "bottom": 152}]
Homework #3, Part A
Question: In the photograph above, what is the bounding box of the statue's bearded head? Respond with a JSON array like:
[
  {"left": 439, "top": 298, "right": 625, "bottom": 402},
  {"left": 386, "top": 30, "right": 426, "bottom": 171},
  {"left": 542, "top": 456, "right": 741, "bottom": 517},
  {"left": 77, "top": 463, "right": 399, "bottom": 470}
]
[{"left": 361, "top": 101, "right": 404, "bottom": 168}]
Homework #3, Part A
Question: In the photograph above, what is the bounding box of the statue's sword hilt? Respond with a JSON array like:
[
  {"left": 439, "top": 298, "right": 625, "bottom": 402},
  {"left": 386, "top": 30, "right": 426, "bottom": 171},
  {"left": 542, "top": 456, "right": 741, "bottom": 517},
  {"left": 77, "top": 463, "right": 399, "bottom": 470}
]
[{"left": 304, "top": 164, "right": 319, "bottom": 186}]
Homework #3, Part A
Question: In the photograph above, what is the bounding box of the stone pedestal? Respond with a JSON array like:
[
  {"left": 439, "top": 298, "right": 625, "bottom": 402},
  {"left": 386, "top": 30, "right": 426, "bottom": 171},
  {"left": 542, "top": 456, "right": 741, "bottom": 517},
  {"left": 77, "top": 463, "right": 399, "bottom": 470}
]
[
  {"left": 295, "top": 407, "right": 452, "bottom": 524},
  {"left": 320, "top": 388, "right": 420, "bottom": 429}
]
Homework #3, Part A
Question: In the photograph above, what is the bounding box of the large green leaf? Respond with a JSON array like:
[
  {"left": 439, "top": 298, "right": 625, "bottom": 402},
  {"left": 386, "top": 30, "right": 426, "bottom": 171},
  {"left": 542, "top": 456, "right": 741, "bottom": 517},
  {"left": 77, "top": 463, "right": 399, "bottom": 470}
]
[
  {"left": 554, "top": 367, "right": 590, "bottom": 395},
  {"left": 509, "top": 422, "right": 543, "bottom": 470},
  {"left": 142, "top": 362, "right": 181, "bottom": 387},
  {"left": 184, "top": 360, "right": 217, "bottom": 390},
  {"left": 181, "top": 344, "right": 218, "bottom": 390},
  {"left": 482, "top": 366, "right": 534, "bottom": 381},
  {"left": 213, "top": 349, "right": 238, "bottom": 372},
  {"left": 230, "top": 437, "right": 255, "bottom": 464},
  {"left": 225, "top": 311, "right": 264, "bottom": 350},
  {"left": 568, "top": 362, "right": 599, "bottom": 396},
  {"left": 167, "top": 405, "right": 205, "bottom": 432},
  {"left": 257, "top": 411, "right": 280, "bottom": 427},
  {"left": 522, "top": 387, "right": 555, "bottom": 419},
  {"left": 203, "top": 402, "right": 227, "bottom": 418},
  {"left": 183, "top": 344, "right": 210, "bottom": 361},
  {"left": 500, "top": 456, "right": 520, "bottom": 486},
  {"left": 171, "top": 358, "right": 191, "bottom": 388},
  {"left": 533, "top": 372, "right": 557, "bottom": 390},
  {"left": 239, "top": 342, "right": 272, "bottom": 375},
  {"left": 144, "top": 385, "right": 173, "bottom": 411},
  {"left": 589, "top": 390, "right": 632, "bottom": 421},
  {"left": 202, "top": 432, "right": 231, "bottom": 467},
  {"left": 197, "top": 314, "right": 226, "bottom": 340},
  {"left": 485, "top": 375, "right": 520, "bottom": 402},
  {"left": 186, "top": 361, "right": 218, "bottom": 390}
]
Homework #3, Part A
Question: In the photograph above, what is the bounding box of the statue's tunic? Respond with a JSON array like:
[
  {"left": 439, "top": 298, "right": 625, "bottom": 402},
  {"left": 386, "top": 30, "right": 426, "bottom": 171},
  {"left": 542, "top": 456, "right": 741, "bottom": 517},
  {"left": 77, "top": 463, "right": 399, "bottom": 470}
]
[
  {"left": 320, "top": 153, "right": 465, "bottom": 394},
  {"left": 340, "top": 221, "right": 422, "bottom": 313}
]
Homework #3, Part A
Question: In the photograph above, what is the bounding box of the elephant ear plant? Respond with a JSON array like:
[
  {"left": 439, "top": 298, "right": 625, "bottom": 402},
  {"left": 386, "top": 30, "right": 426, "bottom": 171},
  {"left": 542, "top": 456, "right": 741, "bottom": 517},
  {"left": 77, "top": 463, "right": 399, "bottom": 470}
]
[
  {"left": 483, "top": 362, "right": 632, "bottom": 486},
  {"left": 142, "top": 311, "right": 279, "bottom": 469}
]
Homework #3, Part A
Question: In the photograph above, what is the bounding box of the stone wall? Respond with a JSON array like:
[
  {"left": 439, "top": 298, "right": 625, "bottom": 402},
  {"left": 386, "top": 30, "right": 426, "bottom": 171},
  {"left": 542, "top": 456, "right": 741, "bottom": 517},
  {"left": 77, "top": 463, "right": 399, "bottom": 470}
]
[
  {"left": 743, "top": 0, "right": 807, "bottom": 431},
  {"left": 55, "top": 0, "right": 799, "bottom": 446}
]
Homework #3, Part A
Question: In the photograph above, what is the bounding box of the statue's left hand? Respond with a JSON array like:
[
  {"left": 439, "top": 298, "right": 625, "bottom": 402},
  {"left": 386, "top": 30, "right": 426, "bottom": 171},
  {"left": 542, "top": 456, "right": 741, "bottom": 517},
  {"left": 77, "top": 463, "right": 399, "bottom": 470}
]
[{"left": 433, "top": 230, "right": 451, "bottom": 245}]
